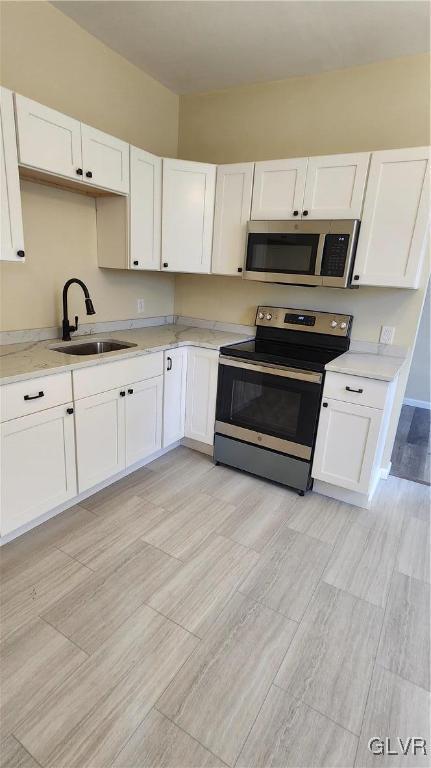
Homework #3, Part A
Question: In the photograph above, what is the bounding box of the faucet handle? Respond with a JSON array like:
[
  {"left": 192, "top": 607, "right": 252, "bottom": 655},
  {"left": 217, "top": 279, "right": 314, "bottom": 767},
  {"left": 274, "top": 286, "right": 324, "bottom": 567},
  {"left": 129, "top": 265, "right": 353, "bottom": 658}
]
[{"left": 74, "top": 315, "right": 79, "bottom": 332}]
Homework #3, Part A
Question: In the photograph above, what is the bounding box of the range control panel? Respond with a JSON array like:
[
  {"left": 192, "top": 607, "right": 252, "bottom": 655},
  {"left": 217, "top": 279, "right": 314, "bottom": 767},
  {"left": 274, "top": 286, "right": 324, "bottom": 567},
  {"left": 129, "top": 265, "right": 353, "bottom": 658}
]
[{"left": 255, "top": 306, "right": 353, "bottom": 337}]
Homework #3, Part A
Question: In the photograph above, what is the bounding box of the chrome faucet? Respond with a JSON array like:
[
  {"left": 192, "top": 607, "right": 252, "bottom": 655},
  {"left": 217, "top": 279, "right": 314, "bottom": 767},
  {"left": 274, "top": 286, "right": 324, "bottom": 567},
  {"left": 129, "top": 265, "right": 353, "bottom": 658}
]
[{"left": 62, "top": 278, "right": 95, "bottom": 341}]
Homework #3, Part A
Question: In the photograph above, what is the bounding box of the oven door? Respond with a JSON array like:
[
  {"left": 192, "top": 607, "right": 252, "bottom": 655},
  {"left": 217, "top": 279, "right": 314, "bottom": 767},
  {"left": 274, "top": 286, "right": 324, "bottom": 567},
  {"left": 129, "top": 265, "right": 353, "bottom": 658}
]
[
  {"left": 215, "top": 357, "right": 322, "bottom": 460},
  {"left": 244, "top": 224, "right": 325, "bottom": 285}
]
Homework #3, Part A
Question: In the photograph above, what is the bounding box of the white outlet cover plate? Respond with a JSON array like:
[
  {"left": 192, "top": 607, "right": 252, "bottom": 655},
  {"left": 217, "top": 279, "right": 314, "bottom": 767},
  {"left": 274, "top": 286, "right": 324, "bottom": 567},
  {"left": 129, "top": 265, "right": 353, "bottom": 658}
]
[{"left": 380, "top": 325, "right": 395, "bottom": 344}]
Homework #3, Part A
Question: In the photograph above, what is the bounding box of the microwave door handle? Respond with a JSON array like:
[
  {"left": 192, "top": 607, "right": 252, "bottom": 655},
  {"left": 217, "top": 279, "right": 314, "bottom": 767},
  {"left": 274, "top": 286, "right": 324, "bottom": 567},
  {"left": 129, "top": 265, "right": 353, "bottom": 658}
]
[{"left": 315, "top": 233, "right": 325, "bottom": 277}]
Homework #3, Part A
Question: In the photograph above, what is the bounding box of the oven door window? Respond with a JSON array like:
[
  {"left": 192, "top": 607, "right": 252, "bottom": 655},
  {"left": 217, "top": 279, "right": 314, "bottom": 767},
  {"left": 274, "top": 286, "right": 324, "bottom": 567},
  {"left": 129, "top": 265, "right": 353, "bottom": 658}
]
[
  {"left": 246, "top": 233, "right": 320, "bottom": 274},
  {"left": 216, "top": 364, "right": 321, "bottom": 447}
]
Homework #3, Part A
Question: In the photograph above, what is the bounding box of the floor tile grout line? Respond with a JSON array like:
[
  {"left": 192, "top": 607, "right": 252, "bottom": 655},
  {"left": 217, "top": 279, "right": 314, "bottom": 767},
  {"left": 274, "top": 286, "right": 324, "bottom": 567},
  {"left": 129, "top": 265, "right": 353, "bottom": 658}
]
[
  {"left": 376, "top": 660, "right": 431, "bottom": 694},
  {"left": 40, "top": 615, "right": 91, "bottom": 657},
  {"left": 351, "top": 499, "right": 407, "bottom": 767},
  {"left": 9, "top": 734, "right": 44, "bottom": 768},
  {"left": 53, "top": 544, "right": 97, "bottom": 572},
  {"left": 153, "top": 707, "right": 231, "bottom": 767},
  {"left": 142, "top": 602, "right": 203, "bottom": 641},
  {"left": 271, "top": 682, "right": 361, "bottom": 741}
]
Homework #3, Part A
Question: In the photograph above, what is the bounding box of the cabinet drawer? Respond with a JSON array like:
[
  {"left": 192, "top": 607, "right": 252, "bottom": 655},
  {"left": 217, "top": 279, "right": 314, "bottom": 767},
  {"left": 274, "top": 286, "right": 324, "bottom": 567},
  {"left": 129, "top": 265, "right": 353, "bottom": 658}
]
[
  {"left": 73, "top": 352, "right": 163, "bottom": 399},
  {"left": 1, "top": 372, "right": 73, "bottom": 422},
  {"left": 323, "top": 371, "right": 389, "bottom": 410}
]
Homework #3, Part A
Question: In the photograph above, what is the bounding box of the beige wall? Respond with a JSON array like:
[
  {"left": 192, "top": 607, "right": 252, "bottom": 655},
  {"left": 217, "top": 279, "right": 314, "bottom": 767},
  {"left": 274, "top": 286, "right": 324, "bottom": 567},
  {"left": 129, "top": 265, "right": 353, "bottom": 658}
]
[
  {"left": 176, "top": 53, "right": 430, "bottom": 469},
  {"left": 0, "top": 1, "right": 178, "bottom": 331},
  {"left": 179, "top": 53, "right": 430, "bottom": 163}
]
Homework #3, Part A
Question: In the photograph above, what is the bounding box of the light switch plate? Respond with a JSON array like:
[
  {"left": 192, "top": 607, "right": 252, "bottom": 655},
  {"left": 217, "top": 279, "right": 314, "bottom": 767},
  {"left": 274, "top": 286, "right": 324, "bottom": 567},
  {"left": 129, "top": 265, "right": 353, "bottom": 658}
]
[
  {"left": 380, "top": 325, "right": 395, "bottom": 344},
  {"left": 137, "top": 298, "right": 145, "bottom": 313}
]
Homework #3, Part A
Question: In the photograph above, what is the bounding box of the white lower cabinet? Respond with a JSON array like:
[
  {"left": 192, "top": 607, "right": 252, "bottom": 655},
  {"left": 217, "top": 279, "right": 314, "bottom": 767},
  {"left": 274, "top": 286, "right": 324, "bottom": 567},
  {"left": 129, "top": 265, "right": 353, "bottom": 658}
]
[
  {"left": 1, "top": 404, "right": 77, "bottom": 535},
  {"left": 75, "top": 388, "right": 126, "bottom": 493},
  {"left": 312, "top": 398, "right": 383, "bottom": 494},
  {"left": 125, "top": 376, "right": 163, "bottom": 466},
  {"left": 185, "top": 347, "right": 219, "bottom": 445},
  {"left": 163, "top": 348, "right": 187, "bottom": 446}
]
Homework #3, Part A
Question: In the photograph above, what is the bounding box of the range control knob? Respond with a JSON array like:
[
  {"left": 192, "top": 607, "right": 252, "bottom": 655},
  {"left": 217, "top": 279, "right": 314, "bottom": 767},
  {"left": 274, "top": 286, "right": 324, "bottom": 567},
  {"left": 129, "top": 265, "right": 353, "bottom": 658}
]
[
  {"left": 266, "top": 313, "right": 273, "bottom": 321},
  {"left": 340, "top": 322, "right": 347, "bottom": 329},
  {"left": 258, "top": 312, "right": 265, "bottom": 320},
  {"left": 330, "top": 321, "right": 338, "bottom": 328}
]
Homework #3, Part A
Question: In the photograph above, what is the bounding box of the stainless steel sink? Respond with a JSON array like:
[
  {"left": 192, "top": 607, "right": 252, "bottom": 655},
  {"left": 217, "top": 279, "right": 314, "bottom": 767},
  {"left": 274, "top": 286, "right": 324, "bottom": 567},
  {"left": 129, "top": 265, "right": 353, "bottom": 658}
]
[{"left": 51, "top": 340, "right": 137, "bottom": 356}]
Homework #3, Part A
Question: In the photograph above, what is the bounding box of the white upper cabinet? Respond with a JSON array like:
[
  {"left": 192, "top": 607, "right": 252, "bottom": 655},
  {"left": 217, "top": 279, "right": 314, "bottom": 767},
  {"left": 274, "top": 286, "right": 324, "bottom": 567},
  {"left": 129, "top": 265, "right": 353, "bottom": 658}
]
[
  {"left": 129, "top": 146, "right": 162, "bottom": 270},
  {"left": 212, "top": 163, "right": 254, "bottom": 275},
  {"left": 14, "top": 93, "right": 82, "bottom": 180},
  {"left": 162, "top": 159, "right": 216, "bottom": 273},
  {"left": 354, "top": 147, "right": 430, "bottom": 288},
  {"left": 302, "top": 152, "right": 370, "bottom": 219},
  {"left": 81, "top": 123, "right": 129, "bottom": 194},
  {"left": 14, "top": 94, "right": 129, "bottom": 194},
  {"left": 251, "top": 157, "right": 307, "bottom": 220},
  {"left": 1, "top": 88, "right": 25, "bottom": 262}
]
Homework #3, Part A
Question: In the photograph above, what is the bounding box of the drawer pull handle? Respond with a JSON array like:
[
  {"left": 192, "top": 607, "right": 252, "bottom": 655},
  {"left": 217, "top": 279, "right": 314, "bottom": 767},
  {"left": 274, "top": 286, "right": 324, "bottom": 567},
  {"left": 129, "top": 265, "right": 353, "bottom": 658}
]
[
  {"left": 66, "top": 407, "right": 74, "bottom": 415},
  {"left": 346, "top": 386, "right": 363, "bottom": 394},
  {"left": 24, "top": 391, "right": 44, "bottom": 401},
  {"left": 128, "top": 388, "right": 134, "bottom": 395},
  {"left": 167, "top": 356, "right": 172, "bottom": 371},
  {"left": 120, "top": 390, "right": 126, "bottom": 397}
]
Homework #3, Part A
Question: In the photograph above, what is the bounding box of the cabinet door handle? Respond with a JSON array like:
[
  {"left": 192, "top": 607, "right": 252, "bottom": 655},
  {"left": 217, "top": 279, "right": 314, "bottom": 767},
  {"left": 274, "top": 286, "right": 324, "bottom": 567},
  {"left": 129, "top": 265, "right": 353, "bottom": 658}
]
[
  {"left": 322, "top": 402, "right": 328, "bottom": 407},
  {"left": 163, "top": 262, "right": 169, "bottom": 268},
  {"left": 17, "top": 250, "right": 25, "bottom": 258},
  {"left": 346, "top": 386, "right": 363, "bottom": 394},
  {"left": 66, "top": 407, "right": 74, "bottom": 415},
  {"left": 120, "top": 390, "right": 126, "bottom": 397},
  {"left": 293, "top": 210, "right": 299, "bottom": 217},
  {"left": 76, "top": 168, "right": 83, "bottom": 176},
  {"left": 133, "top": 261, "right": 139, "bottom": 266},
  {"left": 237, "top": 267, "right": 243, "bottom": 273},
  {"left": 85, "top": 171, "right": 93, "bottom": 178},
  {"left": 24, "top": 391, "right": 44, "bottom": 401},
  {"left": 128, "top": 388, "right": 134, "bottom": 395},
  {"left": 167, "top": 356, "right": 172, "bottom": 371},
  {"left": 303, "top": 210, "right": 309, "bottom": 216}
]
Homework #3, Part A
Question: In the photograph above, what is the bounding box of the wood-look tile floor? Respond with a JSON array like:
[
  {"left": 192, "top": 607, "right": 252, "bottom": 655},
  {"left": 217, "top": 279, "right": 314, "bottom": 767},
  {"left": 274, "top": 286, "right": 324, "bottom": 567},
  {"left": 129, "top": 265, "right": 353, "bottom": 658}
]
[{"left": 1, "top": 447, "right": 430, "bottom": 768}]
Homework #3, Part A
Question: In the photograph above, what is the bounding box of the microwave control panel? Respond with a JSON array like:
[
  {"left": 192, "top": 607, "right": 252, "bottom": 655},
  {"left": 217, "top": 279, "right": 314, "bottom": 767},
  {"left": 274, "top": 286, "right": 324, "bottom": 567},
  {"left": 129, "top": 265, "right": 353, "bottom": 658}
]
[{"left": 320, "top": 234, "right": 350, "bottom": 277}]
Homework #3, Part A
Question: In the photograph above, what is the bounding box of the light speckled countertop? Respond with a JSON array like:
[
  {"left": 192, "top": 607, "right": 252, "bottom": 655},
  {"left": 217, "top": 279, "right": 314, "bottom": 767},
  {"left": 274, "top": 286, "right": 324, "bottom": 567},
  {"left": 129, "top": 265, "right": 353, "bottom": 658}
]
[
  {"left": 325, "top": 349, "right": 407, "bottom": 381},
  {"left": 0, "top": 325, "right": 252, "bottom": 385}
]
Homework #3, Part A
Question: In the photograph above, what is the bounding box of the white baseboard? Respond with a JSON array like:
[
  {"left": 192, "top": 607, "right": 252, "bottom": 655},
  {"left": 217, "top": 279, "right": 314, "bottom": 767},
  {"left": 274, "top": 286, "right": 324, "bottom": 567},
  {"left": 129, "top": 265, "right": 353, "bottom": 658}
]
[
  {"left": 404, "top": 397, "right": 431, "bottom": 410},
  {"left": 0, "top": 441, "right": 181, "bottom": 546}
]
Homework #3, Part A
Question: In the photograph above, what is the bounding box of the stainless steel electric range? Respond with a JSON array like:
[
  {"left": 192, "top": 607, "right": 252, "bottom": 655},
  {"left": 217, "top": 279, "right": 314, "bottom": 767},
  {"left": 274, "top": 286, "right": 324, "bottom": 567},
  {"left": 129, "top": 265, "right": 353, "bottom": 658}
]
[{"left": 214, "top": 305, "right": 353, "bottom": 494}]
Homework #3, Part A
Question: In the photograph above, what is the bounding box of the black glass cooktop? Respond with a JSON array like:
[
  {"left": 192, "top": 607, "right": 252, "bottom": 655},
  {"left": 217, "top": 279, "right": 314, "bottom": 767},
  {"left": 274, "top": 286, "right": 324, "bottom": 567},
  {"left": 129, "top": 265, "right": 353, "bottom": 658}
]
[{"left": 219, "top": 339, "right": 344, "bottom": 373}]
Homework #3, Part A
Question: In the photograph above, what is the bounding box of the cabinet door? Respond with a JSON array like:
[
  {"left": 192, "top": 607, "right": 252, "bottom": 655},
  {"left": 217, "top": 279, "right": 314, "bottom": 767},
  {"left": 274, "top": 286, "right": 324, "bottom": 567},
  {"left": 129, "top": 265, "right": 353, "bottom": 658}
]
[
  {"left": 125, "top": 376, "right": 163, "bottom": 466},
  {"left": 312, "top": 398, "right": 383, "bottom": 494},
  {"left": 162, "top": 159, "right": 216, "bottom": 273},
  {"left": 185, "top": 348, "right": 219, "bottom": 445},
  {"left": 81, "top": 124, "right": 129, "bottom": 194},
  {"left": 75, "top": 388, "right": 125, "bottom": 493},
  {"left": 163, "top": 348, "right": 187, "bottom": 446},
  {"left": 251, "top": 158, "right": 307, "bottom": 220},
  {"left": 0, "top": 88, "right": 25, "bottom": 262},
  {"left": 1, "top": 404, "right": 77, "bottom": 536},
  {"left": 212, "top": 163, "right": 254, "bottom": 275},
  {"left": 130, "top": 146, "right": 162, "bottom": 270},
  {"left": 14, "top": 94, "right": 82, "bottom": 180},
  {"left": 302, "top": 152, "right": 370, "bottom": 219},
  {"left": 354, "top": 147, "right": 430, "bottom": 288}
]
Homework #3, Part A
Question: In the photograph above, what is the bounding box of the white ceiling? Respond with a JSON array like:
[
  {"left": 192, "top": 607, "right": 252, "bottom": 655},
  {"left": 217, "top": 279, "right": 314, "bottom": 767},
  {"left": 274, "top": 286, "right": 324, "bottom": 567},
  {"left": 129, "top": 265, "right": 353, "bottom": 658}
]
[{"left": 52, "top": 1, "right": 430, "bottom": 94}]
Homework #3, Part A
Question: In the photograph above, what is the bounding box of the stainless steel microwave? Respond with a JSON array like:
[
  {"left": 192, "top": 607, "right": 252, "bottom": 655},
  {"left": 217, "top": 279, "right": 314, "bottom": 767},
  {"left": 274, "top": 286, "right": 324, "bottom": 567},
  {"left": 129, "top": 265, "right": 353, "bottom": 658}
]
[{"left": 244, "top": 219, "right": 360, "bottom": 288}]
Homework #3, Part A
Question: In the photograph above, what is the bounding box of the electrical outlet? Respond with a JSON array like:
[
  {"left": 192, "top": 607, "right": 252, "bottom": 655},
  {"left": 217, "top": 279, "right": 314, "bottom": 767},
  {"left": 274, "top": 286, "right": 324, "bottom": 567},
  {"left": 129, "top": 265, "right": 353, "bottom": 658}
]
[
  {"left": 137, "top": 298, "right": 145, "bottom": 313},
  {"left": 380, "top": 325, "right": 395, "bottom": 344}
]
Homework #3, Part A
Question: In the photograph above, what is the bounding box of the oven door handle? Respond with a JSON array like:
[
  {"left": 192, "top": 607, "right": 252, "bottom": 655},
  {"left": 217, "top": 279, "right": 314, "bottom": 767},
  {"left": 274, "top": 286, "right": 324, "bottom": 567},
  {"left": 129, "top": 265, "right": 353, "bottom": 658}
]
[{"left": 219, "top": 355, "right": 322, "bottom": 384}]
